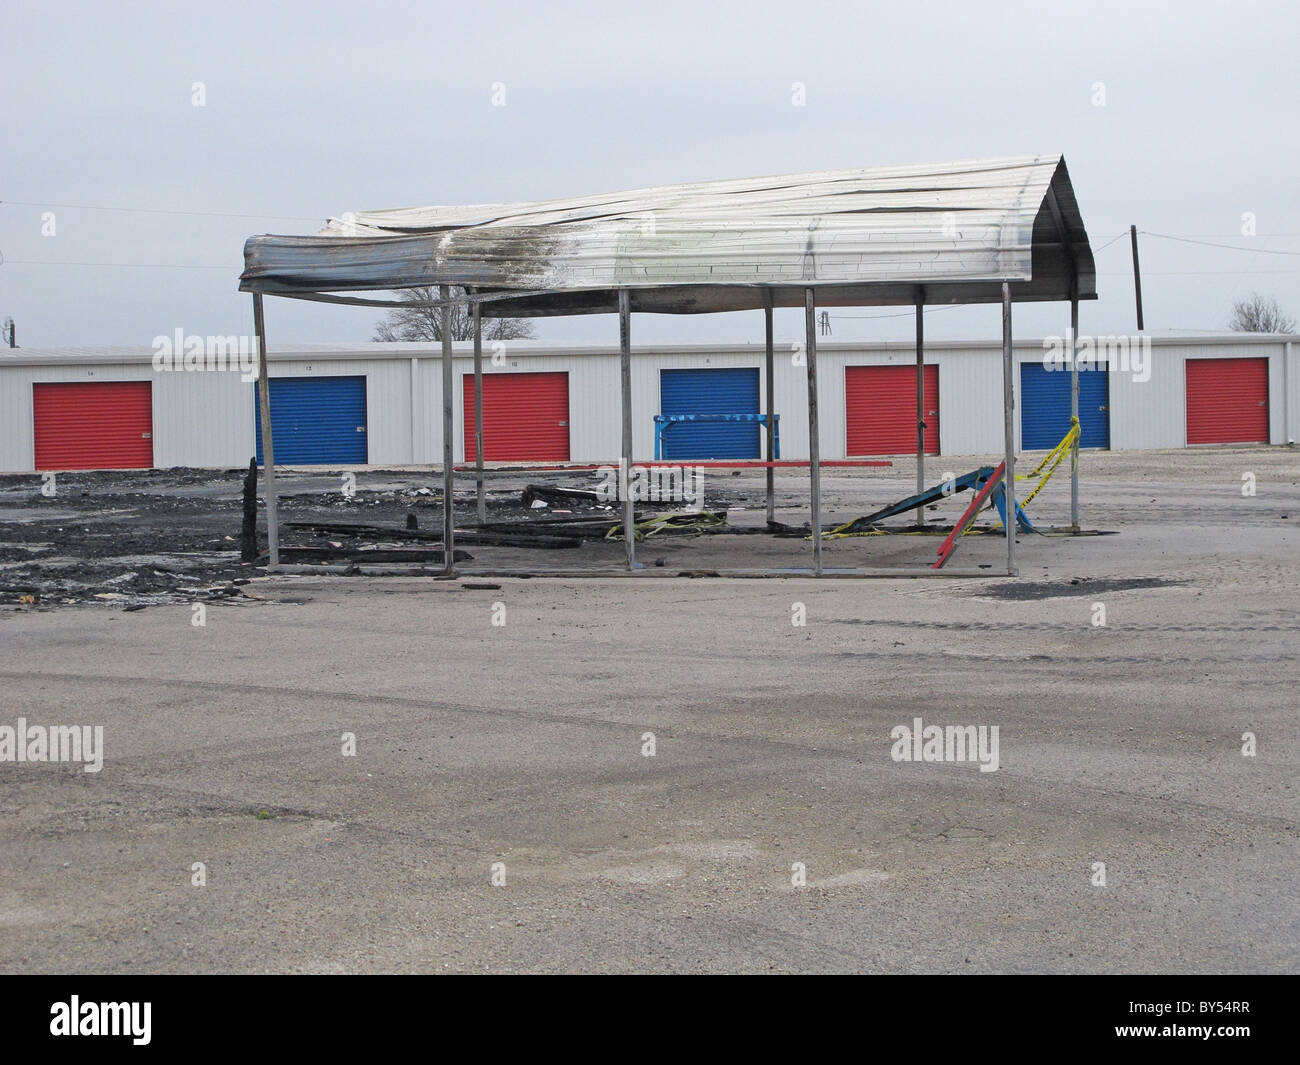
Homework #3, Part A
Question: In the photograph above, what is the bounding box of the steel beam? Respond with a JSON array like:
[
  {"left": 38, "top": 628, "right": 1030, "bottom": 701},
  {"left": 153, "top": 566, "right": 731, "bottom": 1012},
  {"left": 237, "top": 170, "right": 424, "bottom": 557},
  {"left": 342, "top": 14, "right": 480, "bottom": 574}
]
[
  {"left": 472, "top": 294, "right": 486, "bottom": 525},
  {"left": 1002, "top": 282, "right": 1016, "bottom": 576},
  {"left": 805, "top": 287, "right": 822, "bottom": 575},
  {"left": 1069, "top": 295, "right": 1080, "bottom": 530},
  {"left": 764, "top": 288, "right": 776, "bottom": 525},
  {"left": 252, "top": 293, "right": 279, "bottom": 567},
  {"left": 440, "top": 284, "right": 456, "bottom": 576},
  {"left": 915, "top": 290, "right": 925, "bottom": 527},
  {"left": 619, "top": 288, "right": 635, "bottom": 570}
]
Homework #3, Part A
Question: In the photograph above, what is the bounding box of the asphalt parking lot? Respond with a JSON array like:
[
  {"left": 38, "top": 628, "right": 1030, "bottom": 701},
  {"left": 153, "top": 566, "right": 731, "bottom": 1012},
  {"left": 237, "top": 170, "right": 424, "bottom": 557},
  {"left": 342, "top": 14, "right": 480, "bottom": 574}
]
[{"left": 1, "top": 447, "right": 1297, "bottom": 972}]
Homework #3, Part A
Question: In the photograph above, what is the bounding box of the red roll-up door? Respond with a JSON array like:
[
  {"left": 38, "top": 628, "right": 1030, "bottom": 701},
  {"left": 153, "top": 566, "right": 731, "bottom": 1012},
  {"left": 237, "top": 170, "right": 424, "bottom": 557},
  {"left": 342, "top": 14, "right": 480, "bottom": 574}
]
[
  {"left": 1186, "top": 357, "right": 1269, "bottom": 444},
  {"left": 845, "top": 364, "right": 939, "bottom": 455},
  {"left": 33, "top": 381, "right": 153, "bottom": 470},
  {"left": 463, "top": 371, "right": 569, "bottom": 461}
]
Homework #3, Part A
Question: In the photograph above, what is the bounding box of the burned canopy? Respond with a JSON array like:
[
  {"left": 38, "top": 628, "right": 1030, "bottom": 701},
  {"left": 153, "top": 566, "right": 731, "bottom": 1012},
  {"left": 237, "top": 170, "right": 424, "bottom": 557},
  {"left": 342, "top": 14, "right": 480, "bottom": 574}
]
[
  {"left": 238, "top": 153, "right": 1098, "bottom": 579},
  {"left": 239, "top": 154, "right": 1096, "bottom": 313}
]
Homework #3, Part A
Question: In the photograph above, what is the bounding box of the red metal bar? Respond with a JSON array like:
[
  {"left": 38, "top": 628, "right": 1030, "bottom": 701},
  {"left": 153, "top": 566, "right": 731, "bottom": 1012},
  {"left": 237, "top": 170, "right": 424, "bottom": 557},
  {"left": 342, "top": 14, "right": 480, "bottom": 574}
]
[{"left": 932, "top": 462, "right": 1003, "bottom": 570}]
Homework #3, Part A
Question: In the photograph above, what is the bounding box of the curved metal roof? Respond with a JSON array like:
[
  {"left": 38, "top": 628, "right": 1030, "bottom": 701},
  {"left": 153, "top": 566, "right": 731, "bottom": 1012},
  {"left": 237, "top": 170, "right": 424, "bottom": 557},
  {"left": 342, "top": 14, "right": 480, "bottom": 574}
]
[{"left": 239, "top": 154, "right": 1095, "bottom": 316}]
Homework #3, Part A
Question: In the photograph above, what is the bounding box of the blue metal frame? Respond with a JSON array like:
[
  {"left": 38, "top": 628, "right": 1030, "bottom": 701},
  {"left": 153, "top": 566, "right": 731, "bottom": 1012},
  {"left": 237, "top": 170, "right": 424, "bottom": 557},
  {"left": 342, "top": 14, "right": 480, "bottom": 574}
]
[
  {"left": 653, "top": 413, "right": 780, "bottom": 460},
  {"left": 989, "top": 479, "right": 1036, "bottom": 533},
  {"left": 831, "top": 464, "right": 1034, "bottom": 536}
]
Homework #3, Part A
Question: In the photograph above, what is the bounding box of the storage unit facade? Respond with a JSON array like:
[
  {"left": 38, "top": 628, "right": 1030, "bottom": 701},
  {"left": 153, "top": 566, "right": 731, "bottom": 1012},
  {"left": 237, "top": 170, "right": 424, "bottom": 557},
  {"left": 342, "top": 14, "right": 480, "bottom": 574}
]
[
  {"left": 0, "top": 336, "right": 1294, "bottom": 473},
  {"left": 658, "top": 367, "right": 763, "bottom": 459},
  {"left": 32, "top": 380, "right": 155, "bottom": 470},
  {"left": 1020, "top": 361, "right": 1110, "bottom": 450},
  {"left": 463, "top": 369, "right": 570, "bottom": 462},
  {"left": 254, "top": 375, "right": 370, "bottom": 465},
  {"left": 1184, "top": 357, "right": 1270, "bottom": 445}
]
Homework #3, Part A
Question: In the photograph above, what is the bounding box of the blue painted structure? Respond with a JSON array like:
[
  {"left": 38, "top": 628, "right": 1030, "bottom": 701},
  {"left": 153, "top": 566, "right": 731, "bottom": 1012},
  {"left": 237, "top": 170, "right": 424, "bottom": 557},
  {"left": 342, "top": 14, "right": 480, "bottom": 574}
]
[
  {"left": 654, "top": 413, "right": 779, "bottom": 461},
  {"left": 659, "top": 367, "right": 762, "bottom": 459},
  {"left": 255, "top": 375, "right": 368, "bottom": 465},
  {"left": 1020, "top": 362, "right": 1109, "bottom": 449}
]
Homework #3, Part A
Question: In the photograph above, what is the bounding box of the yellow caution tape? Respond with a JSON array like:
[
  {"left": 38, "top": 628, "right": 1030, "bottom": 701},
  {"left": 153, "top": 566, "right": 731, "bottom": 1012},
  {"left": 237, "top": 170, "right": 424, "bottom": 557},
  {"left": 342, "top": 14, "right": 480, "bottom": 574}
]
[
  {"left": 820, "top": 527, "right": 886, "bottom": 540},
  {"left": 1015, "top": 416, "right": 1079, "bottom": 510},
  {"left": 1018, "top": 416, "right": 1080, "bottom": 481},
  {"left": 605, "top": 510, "right": 727, "bottom": 542}
]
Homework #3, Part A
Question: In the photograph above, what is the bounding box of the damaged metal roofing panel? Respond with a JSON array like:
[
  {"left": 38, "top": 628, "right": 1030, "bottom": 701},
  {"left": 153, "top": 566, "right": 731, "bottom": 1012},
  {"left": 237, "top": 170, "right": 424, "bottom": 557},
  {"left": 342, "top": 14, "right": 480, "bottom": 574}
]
[{"left": 239, "top": 155, "right": 1095, "bottom": 314}]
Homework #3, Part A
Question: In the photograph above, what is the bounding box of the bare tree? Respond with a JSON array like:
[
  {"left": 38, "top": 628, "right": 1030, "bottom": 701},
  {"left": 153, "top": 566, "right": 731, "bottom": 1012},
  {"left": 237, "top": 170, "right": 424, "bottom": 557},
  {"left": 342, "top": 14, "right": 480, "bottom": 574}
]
[
  {"left": 372, "top": 286, "right": 535, "bottom": 342},
  {"left": 1229, "top": 293, "right": 1296, "bottom": 334}
]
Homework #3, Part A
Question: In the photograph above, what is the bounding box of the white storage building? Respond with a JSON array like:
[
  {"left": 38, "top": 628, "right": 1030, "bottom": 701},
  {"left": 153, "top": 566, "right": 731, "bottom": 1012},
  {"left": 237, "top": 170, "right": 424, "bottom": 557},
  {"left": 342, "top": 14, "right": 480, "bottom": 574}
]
[{"left": 0, "top": 334, "right": 1294, "bottom": 474}]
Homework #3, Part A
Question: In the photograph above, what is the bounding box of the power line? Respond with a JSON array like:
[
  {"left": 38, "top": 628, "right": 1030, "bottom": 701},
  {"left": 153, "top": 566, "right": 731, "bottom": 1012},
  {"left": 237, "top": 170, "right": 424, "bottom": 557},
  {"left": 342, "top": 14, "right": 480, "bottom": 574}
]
[
  {"left": 1141, "top": 231, "right": 1300, "bottom": 238},
  {"left": 1140, "top": 230, "right": 1300, "bottom": 256},
  {"left": 1092, "top": 230, "right": 1130, "bottom": 253},
  {"left": 6, "top": 259, "right": 232, "bottom": 269},
  {"left": 0, "top": 200, "right": 321, "bottom": 222},
  {"left": 1099, "top": 268, "right": 1300, "bottom": 276},
  {"left": 829, "top": 305, "right": 963, "bottom": 320}
]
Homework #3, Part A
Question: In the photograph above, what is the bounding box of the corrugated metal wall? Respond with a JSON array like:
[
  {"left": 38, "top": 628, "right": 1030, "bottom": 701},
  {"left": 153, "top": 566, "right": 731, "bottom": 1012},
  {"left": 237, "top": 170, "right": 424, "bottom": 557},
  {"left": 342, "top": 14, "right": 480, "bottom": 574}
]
[
  {"left": 939, "top": 347, "right": 1005, "bottom": 456},
  {"left": 1287, "top": 342, "right": 1298, "bottom": 446},
  {"left": 0, "top": 360, "right": 254, "bottom": 472}
]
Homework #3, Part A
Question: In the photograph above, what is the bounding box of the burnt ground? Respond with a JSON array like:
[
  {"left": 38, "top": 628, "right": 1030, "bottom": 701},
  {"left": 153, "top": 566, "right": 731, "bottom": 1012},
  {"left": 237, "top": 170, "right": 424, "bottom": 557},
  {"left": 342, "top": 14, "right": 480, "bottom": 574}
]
[
  {"left": 1, "top": 446, "right": 1296, "bottom": 607},
  {"left": 0, "top": 465, "right": 762, "bottom": 607},
  {"left": 0, "top": 467, "right": 254, "bottom": 606},
  {"left": 974, "top": 576, "right": 1183, "bottom": 600}
]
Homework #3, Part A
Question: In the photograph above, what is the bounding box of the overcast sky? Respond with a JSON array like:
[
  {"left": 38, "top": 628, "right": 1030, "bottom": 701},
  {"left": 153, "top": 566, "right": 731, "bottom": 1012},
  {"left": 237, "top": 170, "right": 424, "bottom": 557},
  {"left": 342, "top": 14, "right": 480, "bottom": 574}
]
[{"left": 3, "top": 0, "right": 1297, "bottom": 349}]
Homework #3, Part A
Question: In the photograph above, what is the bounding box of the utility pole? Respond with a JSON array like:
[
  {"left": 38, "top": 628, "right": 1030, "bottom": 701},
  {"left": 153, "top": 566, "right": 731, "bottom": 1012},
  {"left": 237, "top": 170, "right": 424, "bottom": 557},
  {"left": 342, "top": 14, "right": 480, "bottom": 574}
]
[{"left": 1130, "top": 225, "right": 1144, "bottom": 331}]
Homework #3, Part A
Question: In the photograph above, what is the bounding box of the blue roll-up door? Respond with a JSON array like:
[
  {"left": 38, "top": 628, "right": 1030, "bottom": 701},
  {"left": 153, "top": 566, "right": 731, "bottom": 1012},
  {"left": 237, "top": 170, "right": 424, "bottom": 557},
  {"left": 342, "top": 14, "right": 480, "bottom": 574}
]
[
  {"left": 659, "top": 368, "right": 761, "bottom": 459},
  {"left": 1020, "top": 363, "right": 1109, "bottom": 449},
  {"left": 254, "top": 375, "right": 368, "bottom": 465}
]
